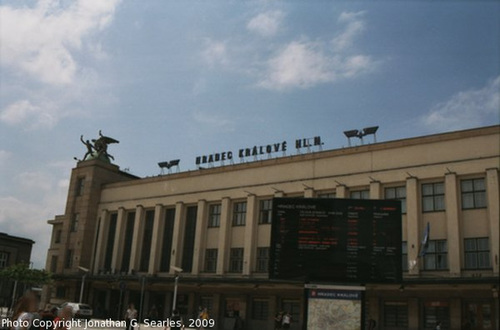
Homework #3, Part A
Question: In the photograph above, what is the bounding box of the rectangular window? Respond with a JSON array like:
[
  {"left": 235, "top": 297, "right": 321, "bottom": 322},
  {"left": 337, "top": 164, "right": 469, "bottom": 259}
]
[
  {"left": 204, "top": 249, "right": 218, "bottom": 273},
  {"left": 139, "top": 210, "right": 155, "bottom": 272},
  {"left": 56, "top": 287, "right": 66, "bottom": 299},
  {"left": 256, "top": 247, "right": 269, "bottom": 273},
  {"left": 104, "top": 213, "right": 118, "bottom": 271},
  {"left": 423, "top": 302, "right": 449, "bottom": 329},
  {"left": 422, "top": 182, "right": 445, "bottom": 212},
  {"left": 181, "top": 206, "right": 198, "bottom": 273},
  {"left": 50, "top": 255, "right": 58, "bottom": 273},
  {"left": 70, "top": 213, "right": 79, "bottom": 232},
  {"left": 55, "top": 229, "right": 62, "bottom": 244},
  {"left": 259, "top": 200, "right": 272, "bottom": 224},
  {"left": 385, "top": 186, "right": 407, "bottom": 213},
  {"left": 317, "top": 192, "right": 336, "bottom": 198},
  {"left": 464, "top": 237, "right": 491, "bottom": 269},
  {"left": 121, "top": 211, "right": 135, "bottom": 272},
  {"left": 0, "top": 252, "right": 9, "bottom": 269},
  {"left": 75, "top": 177, "right": 85, "bottom": 196},
  {"left": 424, "top": 240, "right": 448, "bottom": 270},
  {"left": 350, "top": 190, "right": 369, "bottom": 199},
  {"left": 402, "top": 242, "right": 408, "bottom": 272},
  {"left": 160, "top": 208, "right": 175, "bottom": 272},
  {"left": 384, "top": 302, "right": 408, "bottom": 328},
  {"left": 461, "top": 178, "right": 486, "bottom": 209},
  {"left": 229, "top": 248, "right": 244, "bottom": 273},
  {"left": 200, "top": 296, "right": 213, "bottom": 314},
  {"left": 208, "top": 204, "right": 221, "bottom": 227},
  {"left": 281, "top": 300, "right": 300, "bottom": 323},
  {"left": 65, "top": 249, "right": 73, "bottom": 269},
  {"left": 232, "top": 202, "right": 247, "bottom": 226},
  {"left": 252, "top": 299, "right": 269, "bottom": 320}
]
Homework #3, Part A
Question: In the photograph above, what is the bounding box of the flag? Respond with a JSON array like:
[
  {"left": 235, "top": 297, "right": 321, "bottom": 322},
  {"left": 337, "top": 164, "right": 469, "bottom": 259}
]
[{"left": 418, "top": 222, "right": 430, "bottom": 257}]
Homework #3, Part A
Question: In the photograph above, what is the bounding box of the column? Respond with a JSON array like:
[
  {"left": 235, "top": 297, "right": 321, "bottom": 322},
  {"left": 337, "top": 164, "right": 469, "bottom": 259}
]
[
  {"left": 336, "top": 184, "right": 347, "bottom": 198},
  {"left": 486, "top": 168, "right": 499, "bottom": 274},
  {"left": 217, "top": 197, "right": 231, "bottom": 275},
  {"left": 243, "top": 194, "right": 257, "bottom": 275},
  {"left": 170, "top": 202, "right": 185, "bottom": 273},
  {"left": 129, "top": 205, "right": 144, "bottom": 273},
  {"left": 192, "top": 200, "right": 207, "bottom": 274},
  {"left": 406, "top": 177, "right": 420, "bottom": 275},
  {"left": 370, "top": 181, "right": 382, "bottom": 199},
  {"left": 304, "top": 187, "right": 314, "bottom": 198},
  {"left": 407, "top": 298, "right": 419, "bottom": 329},
  {"left": 111, "top": 207, "right": 126, "bottom": 272},
  {"left": 445, "top": 173, "right": 461, "bottom": 276},
  {"left": 149, "top": 204, "right": 164, "bottom": 274},
  {"left": 93, "top": 209, "right": 108, "bottom": 273}
]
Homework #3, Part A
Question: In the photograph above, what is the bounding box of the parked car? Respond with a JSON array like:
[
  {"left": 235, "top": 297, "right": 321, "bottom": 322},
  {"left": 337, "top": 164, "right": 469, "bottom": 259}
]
[{"left": 60, "top": 302, "right": 93, "bottom": 319}]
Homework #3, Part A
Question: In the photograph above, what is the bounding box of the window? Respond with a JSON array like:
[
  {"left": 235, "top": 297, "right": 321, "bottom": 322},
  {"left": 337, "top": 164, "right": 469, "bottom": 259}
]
[
  {"left": 317, "top": 192, "right": 336, "bottom": 198},
  {"left": 259, "top": 200, "right": 272, "bottom": 224},
  {"left": 256, "top": 247, "right": 269, "bottom": 273},
  {"left": 55, "top": 230, "right": 62, "bottom": 244},
  {"left": 75, "top": 177, "right": 85, "bottom": 196},
  {"left": 50, "top": 256, "right": 58, "bottom": 273},
  {"left": 104, "top": 213, "right": 118, "bottom": 271},
  {"left": 200, "top": 296, "right": 213, "bottom": 314},
  {"left": 464, "top": 238, "right": 491, "bottom": 269},
  {"left": 181, "top": 206, "right": 198, "bottom": 272},
  {"left": 159, "top": 208, "right": 175, "bottom": 272},
  {"left": 384, "top": 302, "right": 408, "bottom": 328},
  {"left": 461, "top": 178, "right": 486, "bottom": 209},
  {"left": 423, "top": 302, "right": 449, "bottom": 329},
  {"left": 423, "top": 240, "right": 447, "bottom": 270},
  {"left": 208, "top": 204, "right": 221, "bottom": 227},
  {"left": 204, "top": 249, "right": 218, "bottom": 273},
  {"left": 140, "top": 210, "right": 155, "bottom": 272},
  {"left": 121, "top": 211, "right": 135, "bottom": 272},
  {"left": 252, "top": 299, "right": 269, "bottom": 320},
  {"left": 229, "top": 248, "right": 244, "bottom": 273},
  {"left": 70, "top": 213, "right": 79, "bottom": 232},
  {"left": 350, "top": 190, "right": 369, "bottom": 199},
  {"left": 0, "top": 252, "right": 9, "bottom": 269},
  {"left": 281, "top": 300, "right": 300, "bottom": 323},
  {"left": 232, "top": 202, "right": 247, "bottom": 226},
  {"left": 65, "top": 250, "right": 73, "bottom": 268},
  {"left": 422, "top": 183, "right": 445, "bottom": 212},
  {"left": 402, "top": 242, "right": 408, "bottom": 272},
  {"left": 56, "top": 287, "right": 66, "bottom": 299},
  {"left": 385, "top": 186, "right": 407, "bottom": 213}
]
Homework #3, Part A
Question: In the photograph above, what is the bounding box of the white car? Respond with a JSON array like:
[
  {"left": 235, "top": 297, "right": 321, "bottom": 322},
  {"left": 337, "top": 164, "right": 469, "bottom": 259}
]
[{"left": 60, "top": 302, "right": 93, "bottom": 319}]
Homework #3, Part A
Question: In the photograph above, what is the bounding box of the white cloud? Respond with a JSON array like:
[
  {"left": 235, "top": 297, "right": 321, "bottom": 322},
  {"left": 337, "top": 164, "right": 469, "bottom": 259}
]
[
  {"left": 0, "top": 0, "right": 121, "bottom": 85},
  {"left": 422, "top": 76, "right": 500, "bottom": 131},
  {"left": 0, "top": 99, "right": 58, "bottom": 129},
  {"left": 247, "top": 10, "right": 284, "bottom": 37},
  {"left": 332, "top": 11, "right": 365, "bottom": 52},
  {"left": 193, "top": 111, "right": 234, "bottom": 131},
  {"left": 202, "top": 39, "right": 229, "bottom": 67},
  {"left": 0, "top": 150, "right": 10, "bottom": 167}
]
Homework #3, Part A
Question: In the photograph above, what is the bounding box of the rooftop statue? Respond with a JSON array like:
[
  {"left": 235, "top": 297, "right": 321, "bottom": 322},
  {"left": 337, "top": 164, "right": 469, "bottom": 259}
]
[{"left": 79, "top": 130, "right": 119, "bottom": 163}]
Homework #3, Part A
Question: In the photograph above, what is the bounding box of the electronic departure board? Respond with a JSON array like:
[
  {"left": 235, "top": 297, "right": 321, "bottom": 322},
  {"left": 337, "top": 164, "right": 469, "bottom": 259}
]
[{"left": 269, "top": 198, "right": 402, "bottom": 283}]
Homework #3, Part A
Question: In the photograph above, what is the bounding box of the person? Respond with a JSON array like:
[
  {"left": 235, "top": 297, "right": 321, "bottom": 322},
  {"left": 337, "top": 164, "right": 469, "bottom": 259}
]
[
  {"left": 368, "top": 318, "right": 377, "bottom": 330},
  {"left": 169, "top": 310, "right": 183, "bottom": 330},
  {"left": 282, "top": 311, "right": 291, "bottom": 329},
  {"left": 435, "top": 320, "right": 442, "bottom": 330},
  {"left": 233, "top": 313, "right": 244, "bottom": 330},
  {"left": 197, "top": 308, "right": 209, "bottom": 330},
  {"left": 124, "top": 304, "right": 137, "bottom": 330},
  {"left": 10, "top": 291, "right": 38, "bottom": 330},
  {"left": 38, "top": 306, "right": 57, "bottom": 330},
  {"left": 53, "top": 306, "right": 73, "bottom": 330},
  {"left": 274, "top": 312, "right": 283, "bottom": 330}
]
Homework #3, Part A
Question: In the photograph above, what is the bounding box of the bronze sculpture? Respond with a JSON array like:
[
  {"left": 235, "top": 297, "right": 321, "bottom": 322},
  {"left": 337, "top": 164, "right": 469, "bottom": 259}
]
[{"left": 79, "top": 130, "right": 119, "bottom": 162}]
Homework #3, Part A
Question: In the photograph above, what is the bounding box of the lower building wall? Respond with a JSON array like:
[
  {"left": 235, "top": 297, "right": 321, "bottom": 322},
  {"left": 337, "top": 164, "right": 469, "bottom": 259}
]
[{"left": 44, "top": 279, "right": 498, "bottom": 330}]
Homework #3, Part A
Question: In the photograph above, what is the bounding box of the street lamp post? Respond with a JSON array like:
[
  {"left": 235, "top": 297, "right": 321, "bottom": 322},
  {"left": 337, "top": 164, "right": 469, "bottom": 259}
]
[
  {"left": 78, "top": 266, "right": 90, "bottom": 304},
  {"left": 170, "top": 265, "right": 183, "bottom": 313}
]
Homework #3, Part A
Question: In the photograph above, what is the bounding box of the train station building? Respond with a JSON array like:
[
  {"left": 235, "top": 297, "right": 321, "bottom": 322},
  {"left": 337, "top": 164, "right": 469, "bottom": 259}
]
[{"left": 42, "top": 125, "right": 499, "bottom": 329}]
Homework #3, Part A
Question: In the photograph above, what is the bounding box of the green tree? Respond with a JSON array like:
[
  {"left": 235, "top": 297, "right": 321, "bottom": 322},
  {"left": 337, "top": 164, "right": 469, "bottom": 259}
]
[{"left": 0, "top": 263, "right": 52, "bottom": 285}]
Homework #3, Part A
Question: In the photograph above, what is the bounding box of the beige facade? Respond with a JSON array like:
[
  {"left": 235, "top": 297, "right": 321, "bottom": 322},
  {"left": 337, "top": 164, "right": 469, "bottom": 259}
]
[{"left": 44, "top": 126, "right": 500, "bottom": 330}]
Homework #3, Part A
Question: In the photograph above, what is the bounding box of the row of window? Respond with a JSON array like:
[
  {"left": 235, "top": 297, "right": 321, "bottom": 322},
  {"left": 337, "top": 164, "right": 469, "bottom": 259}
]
[
  {"left": 204, "top": 247, "right": 270, "bottom": 273},
  {"left": 401, "top": 237, "right": 491, "bottom": 271},
  {"left": 0, "top": 251, "right": 9, "bottom": 269}
]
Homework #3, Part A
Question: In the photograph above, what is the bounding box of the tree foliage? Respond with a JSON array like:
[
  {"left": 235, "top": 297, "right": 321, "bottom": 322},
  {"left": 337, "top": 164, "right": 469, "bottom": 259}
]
[{"left": 0, "top": 263, "right": 52, "bottom": 285}]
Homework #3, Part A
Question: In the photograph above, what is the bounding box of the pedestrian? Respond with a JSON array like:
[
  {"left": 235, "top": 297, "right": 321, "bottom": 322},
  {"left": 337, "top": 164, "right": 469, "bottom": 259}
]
[
  {"left": 53, "top": 306, "right": 73, "bottom": 330},
  {"left": 10, "top": 291, "right": 38, "bottom": 330},
  {"left": 282, "top": 311, "right": 291, "bottom": 329},
  {"left": 274, "top": 311, "right": 283, "bottom": 330},
  {"left": 198, "top": 308, "right": 209, "bottom": 330},
  {"left": 39, "top": 306, "right": 57, "bottom": 330},
  {"left": 124, "top": 304, "right": 137, "bottom": 330}
]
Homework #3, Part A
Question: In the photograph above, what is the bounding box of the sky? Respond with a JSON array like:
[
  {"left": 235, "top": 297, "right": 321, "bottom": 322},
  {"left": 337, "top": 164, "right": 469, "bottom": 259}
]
[{"left": 0, "top": 0, "right": 499, "bottom": 269}]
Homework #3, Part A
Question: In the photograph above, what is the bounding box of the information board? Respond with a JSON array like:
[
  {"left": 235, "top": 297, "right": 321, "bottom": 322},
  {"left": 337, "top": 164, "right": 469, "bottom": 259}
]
[{"left": 269, "top": 198, "right": 402, "bottom": 283}]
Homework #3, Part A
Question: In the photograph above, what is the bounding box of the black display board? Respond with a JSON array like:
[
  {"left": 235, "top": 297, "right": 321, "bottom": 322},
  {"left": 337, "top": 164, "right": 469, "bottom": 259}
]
[{"left": 270, "top": 198, "right": 402, "bottom": 283}]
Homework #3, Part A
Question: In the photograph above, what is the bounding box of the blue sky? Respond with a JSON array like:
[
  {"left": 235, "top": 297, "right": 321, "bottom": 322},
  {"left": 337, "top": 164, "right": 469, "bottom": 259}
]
[{"left": 0, "top": 0, "right": 499, "bottom": 268}]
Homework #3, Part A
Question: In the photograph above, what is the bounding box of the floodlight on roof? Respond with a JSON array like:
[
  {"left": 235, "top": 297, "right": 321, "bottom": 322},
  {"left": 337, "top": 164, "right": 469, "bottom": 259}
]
[
  {"left": 158, "top": 159, "right": 181, "bottom": 174},
  {"left": 362, "top": 126, "right": 379, "bottom": 143},
  {"left": 344, "top": 126, "right": 380, "bottom": 146},
  {"left": 343, "top": 129, "right": 360, "bottom": 138}
]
